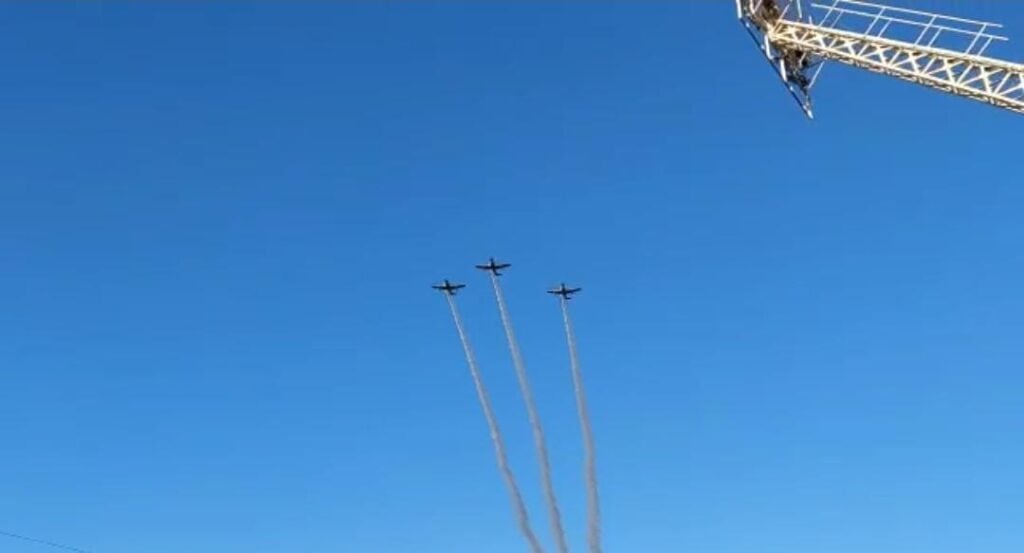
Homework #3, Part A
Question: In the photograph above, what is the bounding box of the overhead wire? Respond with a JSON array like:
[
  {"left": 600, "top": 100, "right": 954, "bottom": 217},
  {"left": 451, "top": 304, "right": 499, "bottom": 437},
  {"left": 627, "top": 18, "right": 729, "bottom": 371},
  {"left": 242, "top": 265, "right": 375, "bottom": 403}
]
[{"left": 0, "top": 530, "right": 95, "bottom": 553}]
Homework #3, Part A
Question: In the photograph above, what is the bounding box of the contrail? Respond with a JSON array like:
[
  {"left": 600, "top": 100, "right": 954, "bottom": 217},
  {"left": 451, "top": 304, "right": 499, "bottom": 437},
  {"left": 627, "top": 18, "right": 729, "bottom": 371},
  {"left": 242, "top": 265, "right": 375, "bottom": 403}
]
[
  {"left": 443, "top": 293, "right": 547, "bottom": 553},
  {"left": 559, "top": 297, "right": 603, "bottom": 553},
  {"left": 487, "top": 273, "right": 571, "bottom": 553}
]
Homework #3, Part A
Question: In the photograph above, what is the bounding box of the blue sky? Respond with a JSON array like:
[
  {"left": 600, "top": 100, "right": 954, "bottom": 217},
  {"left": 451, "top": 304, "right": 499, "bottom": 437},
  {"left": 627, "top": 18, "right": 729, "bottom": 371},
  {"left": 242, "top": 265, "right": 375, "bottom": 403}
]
[{"left": 2, "top": 2, "right": 1022, "bottom": 552}]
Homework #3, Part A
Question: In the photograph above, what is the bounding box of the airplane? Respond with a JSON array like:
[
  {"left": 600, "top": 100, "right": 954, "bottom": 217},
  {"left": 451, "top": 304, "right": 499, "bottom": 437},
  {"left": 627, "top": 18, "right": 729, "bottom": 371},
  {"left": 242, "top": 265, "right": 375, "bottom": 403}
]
[
  {"left": 475, "top": 257, "right": 511, "bottom": 276},
  {"left": 547, "top": 283, "right": 581, "bottom": 300},
  {"left": 432, "top": 279, "right": 466, "bottom": 295}
]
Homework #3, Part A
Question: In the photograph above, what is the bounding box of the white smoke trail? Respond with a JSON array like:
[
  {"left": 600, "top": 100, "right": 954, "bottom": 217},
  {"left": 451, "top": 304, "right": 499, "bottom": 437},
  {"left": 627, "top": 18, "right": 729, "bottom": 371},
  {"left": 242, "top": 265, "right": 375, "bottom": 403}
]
[
  {"left": 488, "top": 274, "right": 571, "bottom": 553},
  {"left": 559, "top": 298, "right": 602, "bottom": 553},
  {"left": 445, "top": 294, "right": 547, "bottom": 553}
]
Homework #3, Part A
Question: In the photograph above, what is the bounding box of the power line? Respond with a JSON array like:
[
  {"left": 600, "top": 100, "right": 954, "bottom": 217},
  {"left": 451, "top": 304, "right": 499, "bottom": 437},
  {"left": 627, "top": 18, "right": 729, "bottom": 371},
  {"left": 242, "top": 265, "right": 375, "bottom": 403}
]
[{"left": 0, "top": 530, "right": 94, "bottom": 553}]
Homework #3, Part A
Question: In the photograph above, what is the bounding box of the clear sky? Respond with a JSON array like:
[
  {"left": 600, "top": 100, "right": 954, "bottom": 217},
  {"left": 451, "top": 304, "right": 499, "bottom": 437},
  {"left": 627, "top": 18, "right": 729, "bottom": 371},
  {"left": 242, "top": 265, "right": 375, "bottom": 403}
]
[{"left": 2, "top": 2, "right": 1022, "bottom": 552}]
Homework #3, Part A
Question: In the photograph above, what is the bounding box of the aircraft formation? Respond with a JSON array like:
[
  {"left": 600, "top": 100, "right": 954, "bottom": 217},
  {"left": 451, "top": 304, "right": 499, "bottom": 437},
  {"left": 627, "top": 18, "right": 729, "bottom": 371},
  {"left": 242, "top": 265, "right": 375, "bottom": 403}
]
[{"left": 434, "top": 259, "right": 600, "bottom": 553}]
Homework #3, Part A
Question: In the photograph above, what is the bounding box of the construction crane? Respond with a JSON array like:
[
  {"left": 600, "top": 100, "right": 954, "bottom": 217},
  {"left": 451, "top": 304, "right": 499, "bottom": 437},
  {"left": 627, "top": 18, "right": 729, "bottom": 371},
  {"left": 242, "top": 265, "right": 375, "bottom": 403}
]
[{"left": 736, "top": 0, "right": 1024, "bottom": 117}]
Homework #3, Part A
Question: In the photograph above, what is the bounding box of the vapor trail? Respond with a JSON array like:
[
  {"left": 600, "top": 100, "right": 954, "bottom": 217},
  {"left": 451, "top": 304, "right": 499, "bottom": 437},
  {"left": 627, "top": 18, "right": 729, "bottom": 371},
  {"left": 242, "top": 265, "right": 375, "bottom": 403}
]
[
  {"left": 444, "top": 294, "right": 547, "bottom": 553},
  {"left": 559, "top": 298, "right": 603, "bottom": 553},
  {"left": 488, "top": 274, "right": 571, "bottom": 553}
]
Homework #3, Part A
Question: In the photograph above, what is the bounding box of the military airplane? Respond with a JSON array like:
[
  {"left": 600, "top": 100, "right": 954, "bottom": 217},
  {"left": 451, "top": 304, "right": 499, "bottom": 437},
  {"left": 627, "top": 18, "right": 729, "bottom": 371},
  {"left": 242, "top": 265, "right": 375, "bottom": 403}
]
[
  {"left": 475, "top": 257, "right": 511, "bottom": 276},
  {"left": 547, "top": 283, "right": 581, "bottom": 300},
  {"left": 432, "top": 280, "right": 466, "bottom": 295}
]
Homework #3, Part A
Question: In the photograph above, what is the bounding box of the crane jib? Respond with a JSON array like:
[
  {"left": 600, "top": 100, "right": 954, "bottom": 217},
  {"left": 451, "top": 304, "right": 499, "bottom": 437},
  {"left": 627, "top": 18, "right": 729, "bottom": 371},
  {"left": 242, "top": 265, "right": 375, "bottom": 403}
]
[{"left": 737, "top": 0, "right": 1024, "bottom": 117}]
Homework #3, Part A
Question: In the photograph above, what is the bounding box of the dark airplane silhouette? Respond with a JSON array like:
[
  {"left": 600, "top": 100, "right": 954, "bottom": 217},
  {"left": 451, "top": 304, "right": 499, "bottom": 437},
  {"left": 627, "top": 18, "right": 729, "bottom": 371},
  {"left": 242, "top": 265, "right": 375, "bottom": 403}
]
[
  {"left": 547, "top": 283, "right": 581, "bottom": 300},
  {"left": 432, "top": 280, "right": 466, "bottom": 296},
  {"left": 475, "top": 257, "right": 511, "bottom": 276}
]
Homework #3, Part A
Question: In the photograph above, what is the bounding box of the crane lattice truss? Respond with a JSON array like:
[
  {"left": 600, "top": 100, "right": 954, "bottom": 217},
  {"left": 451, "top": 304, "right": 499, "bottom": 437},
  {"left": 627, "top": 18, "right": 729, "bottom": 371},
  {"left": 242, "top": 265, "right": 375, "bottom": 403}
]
[{"left": 737, "top": 0, "right": 1024, "bottom": 117}]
